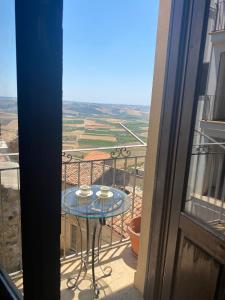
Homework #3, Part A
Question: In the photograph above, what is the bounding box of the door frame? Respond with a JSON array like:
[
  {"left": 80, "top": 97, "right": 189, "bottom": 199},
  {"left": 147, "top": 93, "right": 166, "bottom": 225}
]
[{"left": 144, "top": 0, "right": 210, "bottom": 299}]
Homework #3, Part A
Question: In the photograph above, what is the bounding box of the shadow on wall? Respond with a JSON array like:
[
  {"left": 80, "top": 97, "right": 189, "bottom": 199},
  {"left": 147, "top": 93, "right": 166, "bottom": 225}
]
[{"left": 95, "top": 167, "right": 143, "bottom": 188}]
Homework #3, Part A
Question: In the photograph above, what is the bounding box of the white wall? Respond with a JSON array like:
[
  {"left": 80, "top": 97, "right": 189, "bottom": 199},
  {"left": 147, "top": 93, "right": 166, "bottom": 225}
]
[{"left": 207, "top": 31, "right": 225, "bottom": 96}]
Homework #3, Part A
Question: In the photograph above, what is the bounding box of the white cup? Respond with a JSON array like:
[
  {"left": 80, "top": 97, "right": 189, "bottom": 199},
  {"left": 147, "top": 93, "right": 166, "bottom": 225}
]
[
  {"left": 79, "top": 185, "right": 91, "bottom": 196},
  {"left": 100, "top": 186, "right": 110, "bottom": 196}
]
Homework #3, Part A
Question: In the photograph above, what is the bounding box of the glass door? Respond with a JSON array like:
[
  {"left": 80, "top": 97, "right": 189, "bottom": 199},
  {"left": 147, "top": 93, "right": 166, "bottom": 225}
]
[{"left": 145, "top": 1, "right": 225, "bottom": 299}]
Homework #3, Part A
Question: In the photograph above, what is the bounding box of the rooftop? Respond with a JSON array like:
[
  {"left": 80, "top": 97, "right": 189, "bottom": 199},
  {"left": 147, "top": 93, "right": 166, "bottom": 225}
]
[
  {"left": 62, "top": 159, "right": 108, "bottom": 186},
  {"left": 84, "top": 151, "right": 111, "bottom": 161}
]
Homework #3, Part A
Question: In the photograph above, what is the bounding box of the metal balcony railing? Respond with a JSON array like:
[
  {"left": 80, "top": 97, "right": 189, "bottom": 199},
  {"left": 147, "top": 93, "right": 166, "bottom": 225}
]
[
  {"left": 61, "top": 146, "right": 145, "bottom": 259},
  {"left": 186, "top": 129, "right": 225, "bottom": 229},
  {"left": 0, "top": 145, "right": 146, "bottom": 275}
]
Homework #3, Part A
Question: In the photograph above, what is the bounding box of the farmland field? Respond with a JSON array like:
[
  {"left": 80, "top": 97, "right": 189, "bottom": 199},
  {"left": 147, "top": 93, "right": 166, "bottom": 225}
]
[{"left": 0, "top": 98, "right": 150, "bottom": 157}]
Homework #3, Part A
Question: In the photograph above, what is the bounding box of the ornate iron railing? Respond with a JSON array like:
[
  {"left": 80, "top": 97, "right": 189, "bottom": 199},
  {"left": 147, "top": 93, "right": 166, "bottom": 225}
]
[
  {"left": 186, "top": 130, "right": 225, "bottom": 228},
  {"left": 61, "top": 150, "right": 145, "bottom": 259},
  {"left": 0, "top": 146, "right": 146, "bottom": 275}
]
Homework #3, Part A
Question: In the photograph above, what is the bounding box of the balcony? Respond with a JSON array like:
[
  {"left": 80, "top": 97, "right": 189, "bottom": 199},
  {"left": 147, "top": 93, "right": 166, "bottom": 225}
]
[
  {"left": 13, "top": 242, "right": 142, "bottom": 299},
  {"left": 198, "top": 95, "right": 225, "bottom": 139},
  {"left": 0, "top": 145, "right": 146, "bottom": 299},
  {"left": 186, "top": 129, "right": 225, "bottom": 234}
]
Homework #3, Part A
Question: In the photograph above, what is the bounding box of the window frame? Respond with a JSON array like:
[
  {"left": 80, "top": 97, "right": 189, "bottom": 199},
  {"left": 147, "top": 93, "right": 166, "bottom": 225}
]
[{"left": 13, "top": 1, "right": 63, "bottom": 299}]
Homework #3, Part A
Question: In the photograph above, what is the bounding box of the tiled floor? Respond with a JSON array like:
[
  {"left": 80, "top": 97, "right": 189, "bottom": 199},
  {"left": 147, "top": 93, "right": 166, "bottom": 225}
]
[
  {"left": 13, "top": 242, "right": 143, "bottom": 300},
  {"left": 60, "top": 242, "right": 143, "bottom": 299}
]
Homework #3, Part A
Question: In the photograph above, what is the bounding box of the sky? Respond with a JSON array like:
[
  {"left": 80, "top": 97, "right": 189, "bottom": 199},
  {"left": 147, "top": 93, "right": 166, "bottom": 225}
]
[{"left": 0, "top": 0, "right": 159, "bottom": 106}]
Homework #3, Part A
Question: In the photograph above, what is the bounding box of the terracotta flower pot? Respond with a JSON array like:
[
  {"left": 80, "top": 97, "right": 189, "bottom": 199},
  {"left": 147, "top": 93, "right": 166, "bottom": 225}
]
[{"left": 127, "top": 216, "right": 141, "bottom": 256}]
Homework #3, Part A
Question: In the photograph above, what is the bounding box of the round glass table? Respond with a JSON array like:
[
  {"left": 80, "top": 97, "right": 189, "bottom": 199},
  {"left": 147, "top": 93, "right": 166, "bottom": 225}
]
[{"left": 62, "top": 185, "right": 131, "bottom": 298}]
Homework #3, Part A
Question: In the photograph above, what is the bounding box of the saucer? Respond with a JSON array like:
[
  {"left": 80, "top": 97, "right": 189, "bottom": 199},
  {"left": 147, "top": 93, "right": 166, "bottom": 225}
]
[
  {"left": 96, "top": 191, "right": 113, "bottom": 199},
  {"left": 76, "top": 190, "right": 93, "bottom": 197}
]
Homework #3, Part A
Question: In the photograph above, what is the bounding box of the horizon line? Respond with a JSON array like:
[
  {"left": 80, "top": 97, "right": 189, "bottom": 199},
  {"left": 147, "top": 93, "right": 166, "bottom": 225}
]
[{"left": 0, "top": 96, "right": 150, "bottom": 107}]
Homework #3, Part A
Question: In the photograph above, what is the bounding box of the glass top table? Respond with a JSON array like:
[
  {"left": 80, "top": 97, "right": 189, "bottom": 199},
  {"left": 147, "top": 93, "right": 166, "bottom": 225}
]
[
  {"left": 62, "top": 185, "right": 131, "bottom": 298},
  {"left": 62, "top": 185, "right": 131, "bottom": 219}
]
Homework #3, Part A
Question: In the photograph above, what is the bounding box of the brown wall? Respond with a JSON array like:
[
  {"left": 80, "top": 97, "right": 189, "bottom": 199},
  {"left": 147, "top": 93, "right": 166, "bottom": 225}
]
[{"left": 134, "top": 0, "right": 172, "bottom": 293}]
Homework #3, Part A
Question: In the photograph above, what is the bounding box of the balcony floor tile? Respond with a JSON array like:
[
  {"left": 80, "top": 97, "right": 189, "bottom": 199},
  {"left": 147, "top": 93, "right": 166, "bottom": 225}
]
[
  {"left": 60, "top": 242, "right": 143, "bottom": 299},
  {"left": 12, "top": 242, "right": 142, "bottom": 299}
]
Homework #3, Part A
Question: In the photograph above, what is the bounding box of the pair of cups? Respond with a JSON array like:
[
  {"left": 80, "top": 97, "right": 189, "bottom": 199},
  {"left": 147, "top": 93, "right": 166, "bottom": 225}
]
[{"left": 79, "top": 185, "right": 110, "bottom": 197}]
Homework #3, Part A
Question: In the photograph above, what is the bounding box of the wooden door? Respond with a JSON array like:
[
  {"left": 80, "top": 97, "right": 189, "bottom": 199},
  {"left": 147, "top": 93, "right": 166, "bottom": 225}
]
[{"left": 145, "top": 1, "right": 225, "bottom": 299}]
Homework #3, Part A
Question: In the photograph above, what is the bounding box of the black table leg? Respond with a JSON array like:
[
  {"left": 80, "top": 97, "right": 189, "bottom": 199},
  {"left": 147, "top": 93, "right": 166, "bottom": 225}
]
[
  {"left": 92, "top": 221, "right": 99, "bottom": 298},
  {"left": 66, "top": 216, "right": 85, "bottom": 289},
  {"left": 67, "top": 217, "right": 112, "bottom": 298}
]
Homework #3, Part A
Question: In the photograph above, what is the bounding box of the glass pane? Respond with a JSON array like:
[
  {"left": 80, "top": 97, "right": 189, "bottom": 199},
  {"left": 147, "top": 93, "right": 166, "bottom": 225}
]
[
  {"left": 185, "top": 0, "right": 225, "bottom": 236},
  {"left": 0, "top": 0, "right": 22, "bottom": 291}
]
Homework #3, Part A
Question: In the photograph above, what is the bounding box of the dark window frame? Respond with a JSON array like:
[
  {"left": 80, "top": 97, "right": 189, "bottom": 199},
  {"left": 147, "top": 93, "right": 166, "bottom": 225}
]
[
  {"left": 0, "top": 269, "right": 22, "bottom": 300},
  {"left": 0, "top": 1, "right": 64, "bottom": 299}
]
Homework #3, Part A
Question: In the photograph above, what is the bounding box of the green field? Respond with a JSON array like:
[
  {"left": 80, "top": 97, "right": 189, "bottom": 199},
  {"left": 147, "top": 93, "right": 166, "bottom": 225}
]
[
  {"left": 63, "top": 126, "right": 84, "bottom": 132},
  {"left": 0, "top": 99, "right": 149, "bottom": 154},
  {"left": 84, "top": 128, "right": 112, "bottom": 135},
  {"left": 62, "top": 118, "right": 148, "bottom": 148},
  {"left": 124, "top": 121, "right": 148, "bottom": 130},
  {"left": 63, "top": 119, "right": 84, "bottom": 124},
  {"left": 78, "top": 139, "right": 116, "bottom": 147},
  {"left": 59, "top": 103, "right": 149, "bottom": 149}
]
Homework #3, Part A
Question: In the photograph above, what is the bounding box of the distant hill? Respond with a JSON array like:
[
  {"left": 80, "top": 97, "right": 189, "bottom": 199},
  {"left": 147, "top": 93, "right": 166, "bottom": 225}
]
[
  {"left": 0, "top": 97, "right": 149, "bottom": 121},
  {"left": 63, "top": 101, "right": 149, "bottom": 120},
  {"left": 0, "top": 97, "right": 17, "bottom": 113},
  {"left": 0, "top": 97, "right": 149, "bottom": 150},
  {"left": 0, "top": 97, "right": 17, "bottom": 101}
]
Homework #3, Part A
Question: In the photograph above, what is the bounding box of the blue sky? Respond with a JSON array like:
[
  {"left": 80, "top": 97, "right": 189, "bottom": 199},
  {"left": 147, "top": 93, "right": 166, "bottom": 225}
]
[{"left": 0, "top": 0, "right": 159, "bottom": 106}]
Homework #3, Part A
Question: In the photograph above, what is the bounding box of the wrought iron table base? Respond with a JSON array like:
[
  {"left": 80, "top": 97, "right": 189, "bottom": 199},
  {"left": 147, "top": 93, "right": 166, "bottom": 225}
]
[{"left": 67, "top": 217, "right": 112, "bottom": 298}]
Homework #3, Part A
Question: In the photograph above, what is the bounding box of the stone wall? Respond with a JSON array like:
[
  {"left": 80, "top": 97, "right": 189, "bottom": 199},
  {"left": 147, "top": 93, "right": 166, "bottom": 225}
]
[{"left": 0, "top": 185, "right": 22, "bottom": 273}]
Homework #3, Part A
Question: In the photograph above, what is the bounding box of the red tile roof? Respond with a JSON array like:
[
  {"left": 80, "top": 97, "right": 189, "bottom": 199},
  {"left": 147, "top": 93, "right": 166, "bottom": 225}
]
[
  {"left": 62, "top": 159, "right": 108, "bottom": 186},
  {"left": 106, "top": 192, "right": 142, "bottom": 238},
  {"left": 61, "top": 157, "right": 143, "bottom": 237},
  {"left": 84, "top": 151, "right": 111, "bottom": 161}
]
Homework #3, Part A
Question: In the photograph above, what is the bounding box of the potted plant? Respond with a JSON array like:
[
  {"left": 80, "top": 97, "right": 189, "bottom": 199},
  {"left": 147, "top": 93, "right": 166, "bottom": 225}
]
[{"left": 127, "top": 216, "right": 141, "bottom": 256}]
